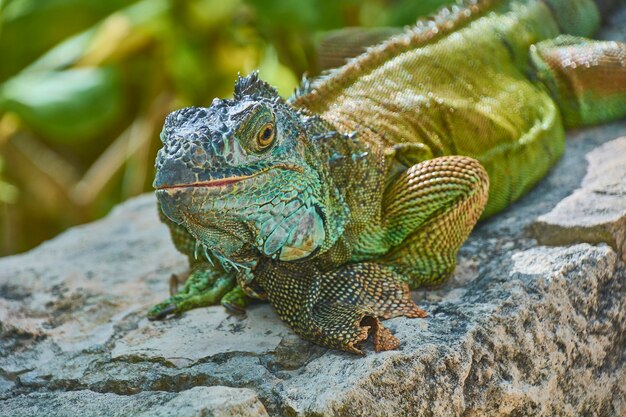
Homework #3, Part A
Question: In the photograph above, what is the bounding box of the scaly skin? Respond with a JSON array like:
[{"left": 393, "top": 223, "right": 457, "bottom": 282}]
[{"left": 149, "top": 0, "right": 626, "bottom": 354}]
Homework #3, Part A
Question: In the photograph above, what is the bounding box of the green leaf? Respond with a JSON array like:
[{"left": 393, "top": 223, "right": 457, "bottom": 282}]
[
  {"left": 0, "top": 67, "right": 122, "bottom": 142},
  {"left": 0, "top": 0, "right": 135, "bottom": 80}
]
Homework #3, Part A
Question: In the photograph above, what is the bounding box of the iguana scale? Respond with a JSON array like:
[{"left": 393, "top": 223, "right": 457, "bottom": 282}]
[{"left": 149, "top": 0, "right": 626, "bottom": 353}]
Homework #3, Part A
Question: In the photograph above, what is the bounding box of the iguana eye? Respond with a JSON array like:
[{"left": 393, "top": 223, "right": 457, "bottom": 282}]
[{"left": 257, "top": 123, "right": 275, "bottom": 148}]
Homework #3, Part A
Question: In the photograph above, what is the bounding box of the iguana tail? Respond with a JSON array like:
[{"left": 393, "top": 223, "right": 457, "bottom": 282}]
[
  {"left": 530, "top": 35, "right": 626, "bottom": 128},
  {"left": 529, "top": 0, "right": 626, "bottom": 127}
]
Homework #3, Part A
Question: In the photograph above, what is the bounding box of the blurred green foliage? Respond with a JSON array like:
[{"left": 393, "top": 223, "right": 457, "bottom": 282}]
[{"left": 0, "top": 0, "right": 454, "bottom": 255}]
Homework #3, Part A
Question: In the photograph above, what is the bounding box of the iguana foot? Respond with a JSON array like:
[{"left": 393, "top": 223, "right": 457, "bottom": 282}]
[
  {"left": 148, "top": 266, "right": 237, "bottom": 320},
  {"left": 258, "top": 261, "right": 427, "bottom": 354},
  {"left": 303, "top": 302, "right": 425, "bottom": 354}
]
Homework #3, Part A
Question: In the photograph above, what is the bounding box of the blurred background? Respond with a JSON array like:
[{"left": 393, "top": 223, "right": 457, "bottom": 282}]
[{"left": 0, "top": 0, "right": 455, "bottom": 256}]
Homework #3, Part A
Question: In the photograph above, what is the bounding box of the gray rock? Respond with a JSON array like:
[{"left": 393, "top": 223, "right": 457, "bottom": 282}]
[
  {"left": 532, "top": 137, "right": 626, "bottom": 262},
  {"left": 0, "top": 386, "right": 269, "bottom": 417}
]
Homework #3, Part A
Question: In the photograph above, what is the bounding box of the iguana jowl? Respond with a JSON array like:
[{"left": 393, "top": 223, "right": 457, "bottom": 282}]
[{"left": 150, "top": 0, "right": 626, "bottom": 354}]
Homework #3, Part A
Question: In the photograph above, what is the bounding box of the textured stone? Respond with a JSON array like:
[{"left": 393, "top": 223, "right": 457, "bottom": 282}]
[
  {"left": 0, "top": 386, "right": 269, "bottom": 417},
  {"left": 532, "top": 137, "right": 626, "bottom": 262},
  {"left": 111, "top": 305, "right": 290, "bottom": 368}
]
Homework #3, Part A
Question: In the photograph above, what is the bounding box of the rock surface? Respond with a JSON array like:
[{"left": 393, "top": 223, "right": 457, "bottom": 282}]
[
  {"left": 2, "top": 16, "right": 626, "bottom": 417},
  {"left": 533, "top": 137, "right": 626, "bottom": 262},
  {"left": 1, "top": 387, "right": 269, "bottom": 417}
]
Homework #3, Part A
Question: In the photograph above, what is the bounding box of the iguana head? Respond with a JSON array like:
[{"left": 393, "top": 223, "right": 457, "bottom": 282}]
[{"left": 154, "top": 73, "right": 347, "bottom": 267}]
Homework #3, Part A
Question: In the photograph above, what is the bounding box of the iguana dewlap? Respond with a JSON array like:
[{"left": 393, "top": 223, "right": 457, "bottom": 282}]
[{"left": 150, "top": 0, "right": 626, "bottom": 354}]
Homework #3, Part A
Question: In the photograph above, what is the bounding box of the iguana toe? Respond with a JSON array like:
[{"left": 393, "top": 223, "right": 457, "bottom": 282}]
[{"left": 147, "top": 303, "right": 177, "bottom": 321}]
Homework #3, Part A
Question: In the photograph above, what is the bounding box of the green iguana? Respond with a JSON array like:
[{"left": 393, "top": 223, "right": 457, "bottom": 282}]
[{"left": 149, "top": 0, "right": 626, "bottom": 354}]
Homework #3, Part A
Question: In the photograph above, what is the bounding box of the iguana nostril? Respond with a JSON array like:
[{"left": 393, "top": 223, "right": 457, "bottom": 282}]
[
  {"left": 153, "top": 155, "right": 197, "bottom": 189},
  {"left": 191, "top": 148, "right": 207, "bottom": 165}
]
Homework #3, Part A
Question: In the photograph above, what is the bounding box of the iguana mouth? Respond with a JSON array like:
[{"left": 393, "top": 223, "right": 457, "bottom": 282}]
[
  {"left": 155, "top": 164, "right": 305, "bottom": 190},
  {"left": 156, "top": 174, "right": 252, "bottom": 190}
]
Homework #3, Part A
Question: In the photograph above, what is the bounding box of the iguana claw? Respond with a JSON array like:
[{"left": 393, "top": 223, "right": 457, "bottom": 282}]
[{"left": 148, "top": 303, "right": 177, "bottom": 321}]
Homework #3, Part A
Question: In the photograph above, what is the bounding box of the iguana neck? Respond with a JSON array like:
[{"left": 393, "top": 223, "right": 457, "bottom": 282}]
[{"left": 301, "top": 111, "right": 388, "bottom": 257}]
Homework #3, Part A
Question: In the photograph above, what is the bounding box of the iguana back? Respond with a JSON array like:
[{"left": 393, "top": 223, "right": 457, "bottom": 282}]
[{"left": 291, "top": 0, "right": 623, "bottom": 216}]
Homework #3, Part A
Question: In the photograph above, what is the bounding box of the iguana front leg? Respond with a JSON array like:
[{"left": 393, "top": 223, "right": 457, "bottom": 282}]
[
  {"left": 356, "top": 156, "right": 489, "bottom": 287},
  {"left": 149, "top": 207, "right": 250, "bottom": 319},
  {"left": 257, "top": 261, "right": 426, "bottom": 354},
  {"left": 384, "top": 156, "right": 489, "bottom": 286}
]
